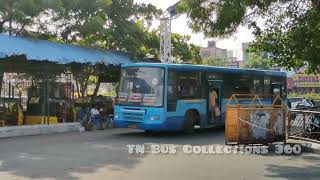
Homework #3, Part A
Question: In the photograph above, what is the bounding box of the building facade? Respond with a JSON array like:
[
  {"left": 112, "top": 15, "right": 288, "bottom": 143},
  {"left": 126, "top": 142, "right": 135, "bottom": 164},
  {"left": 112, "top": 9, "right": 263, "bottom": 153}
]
[
  {"left": 200, "top": 41, "right": 243, "bottom": 68},
  {"left": 200, "top": 41, "right": 228, "bottom": 60}
]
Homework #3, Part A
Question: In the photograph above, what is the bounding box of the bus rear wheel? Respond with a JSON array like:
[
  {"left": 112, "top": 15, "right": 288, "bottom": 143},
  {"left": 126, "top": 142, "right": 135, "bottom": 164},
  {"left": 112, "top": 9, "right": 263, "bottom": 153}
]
[{"left": 184, "top": 110, "right": 196, "bottom": 133}]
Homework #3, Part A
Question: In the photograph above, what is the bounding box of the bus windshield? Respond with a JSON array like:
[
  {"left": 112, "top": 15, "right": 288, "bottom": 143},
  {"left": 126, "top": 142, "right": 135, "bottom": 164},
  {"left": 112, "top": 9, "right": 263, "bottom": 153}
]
[{"left": 117, "top": 67, "right": 164, "bottom": 107}]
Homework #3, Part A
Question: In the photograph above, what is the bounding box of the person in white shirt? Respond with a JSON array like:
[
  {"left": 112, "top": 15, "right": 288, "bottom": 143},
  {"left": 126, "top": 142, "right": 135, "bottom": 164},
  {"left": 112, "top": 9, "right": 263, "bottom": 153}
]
[
  {"left": 90, "top": 105, "right": 101, "bottom": 129},
  {"left": 90, "top": 106, "right": 100, "bottom": 116}
]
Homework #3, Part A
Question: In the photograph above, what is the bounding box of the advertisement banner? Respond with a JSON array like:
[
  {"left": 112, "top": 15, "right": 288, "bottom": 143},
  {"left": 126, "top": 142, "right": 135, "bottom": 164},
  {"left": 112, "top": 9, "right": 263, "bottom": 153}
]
[{"left": 293, "top": 74, "right": 320, "bottom": 87}]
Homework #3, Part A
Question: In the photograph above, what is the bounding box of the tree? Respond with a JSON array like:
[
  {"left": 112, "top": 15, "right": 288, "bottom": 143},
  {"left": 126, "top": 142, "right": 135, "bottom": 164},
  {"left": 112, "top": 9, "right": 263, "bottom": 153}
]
[
  {"left": 32, "top": 0, "right": 162, "bottom": 59},
  {"left": 0, "top": 0, "right": 201, "bottom": 63},
  {"left": 202, "top": 57, "right": 227, "bottom": 67},
  {"left": 0, "top": 0, "right": 58, "bottom": 35},
  {"left": 244, "top": 53, "right": 271, "bottom": 70},
  {"left": 0, "top": 1, "right": 203, "bottom": 97},
  {"left": 68, "top": 63, "right": 97, "bottom": 98},
  {"left": 179, "top": 0, "right": 320, "bottom": 72},
  {"left": 0, "top": 1, "right": 161, "bottom": 98},
  {"left": 171, "top": 33, "right": 202, "bottom": 64}
]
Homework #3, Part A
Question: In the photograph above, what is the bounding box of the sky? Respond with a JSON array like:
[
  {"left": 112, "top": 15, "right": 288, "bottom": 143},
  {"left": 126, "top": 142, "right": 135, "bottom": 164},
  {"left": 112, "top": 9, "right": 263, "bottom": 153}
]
[{"left": 135, "top": 0, "right": 255, "bottom": 59}]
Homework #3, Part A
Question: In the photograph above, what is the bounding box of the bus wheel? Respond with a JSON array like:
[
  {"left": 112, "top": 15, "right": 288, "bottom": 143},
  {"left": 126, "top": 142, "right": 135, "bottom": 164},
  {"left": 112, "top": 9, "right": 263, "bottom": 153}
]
[{"left": 184, "top": 110, "right": 196, "bottom": 134}]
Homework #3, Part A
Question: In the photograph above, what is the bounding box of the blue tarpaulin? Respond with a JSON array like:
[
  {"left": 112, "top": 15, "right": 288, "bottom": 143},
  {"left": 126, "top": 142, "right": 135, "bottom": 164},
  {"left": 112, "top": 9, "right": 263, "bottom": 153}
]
[{"left": 0, "top": 34, "right": 132, "bottom": 65}]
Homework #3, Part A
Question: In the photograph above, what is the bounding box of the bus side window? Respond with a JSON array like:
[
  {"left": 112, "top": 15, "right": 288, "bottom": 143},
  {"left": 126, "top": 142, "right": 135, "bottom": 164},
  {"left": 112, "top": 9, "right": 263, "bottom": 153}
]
[
  {"left": 264, "top": 77, "right": 271, "bottom": 94},
  {"left": 223, "top": 75, "right": 233, "bottom": 98},
  {"left": 233, "top": 78, "right": 251, "bottom": 94},
  {"left": 254, "top": 78, "right": 264, "bottom": 94},
  {"left": 168, "top": 70, "right": 178, "bottom": 111},
  {"left": 177, "top": 72, "right": 201, "bottom": 99}
]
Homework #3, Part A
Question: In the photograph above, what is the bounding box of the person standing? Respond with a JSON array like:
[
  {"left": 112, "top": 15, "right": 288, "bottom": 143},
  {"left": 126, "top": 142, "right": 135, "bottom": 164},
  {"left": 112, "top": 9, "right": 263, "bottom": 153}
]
[{"left": 209, "top": 90, "right": 218, "bottom": 122}]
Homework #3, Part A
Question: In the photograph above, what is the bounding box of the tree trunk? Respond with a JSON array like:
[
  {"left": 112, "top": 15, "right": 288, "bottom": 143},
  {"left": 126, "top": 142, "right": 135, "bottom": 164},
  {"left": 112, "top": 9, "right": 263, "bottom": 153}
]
[
  {"left": 80, "top": 77, "right": 89, "bottom": 97},
  {"left": 75, "top": 80, "right": 81, "bottom": 98},
  {"left": 8, "top": 1, "right": 13, "bottom": 35},
  {"left": 0, "top": 72, "right": 3, "bottom": 98},
  {"left": 92, "top": 76, "right": 102, "bottom": 97},
  {"left": 17, "top": 24, "right": 26, "bottom": 36},
  {"left": 0, "top": 21, "right": 5, "bottom": 33},
  {"left": 9, "top": 20, "right": 12, "bottom": 35}
]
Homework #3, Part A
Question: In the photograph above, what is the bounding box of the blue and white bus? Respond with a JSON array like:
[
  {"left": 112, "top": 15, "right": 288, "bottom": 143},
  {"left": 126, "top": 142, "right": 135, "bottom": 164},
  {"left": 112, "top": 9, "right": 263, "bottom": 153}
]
[{"left": 113, "top": 63, "right": 287, "bottom": 132}]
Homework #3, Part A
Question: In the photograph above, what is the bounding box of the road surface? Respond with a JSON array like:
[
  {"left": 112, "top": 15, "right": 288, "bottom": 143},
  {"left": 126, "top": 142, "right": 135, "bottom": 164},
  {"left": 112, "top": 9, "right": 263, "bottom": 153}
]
[{"left": 0, "top": 128, "right": 319, "bottom": 180}]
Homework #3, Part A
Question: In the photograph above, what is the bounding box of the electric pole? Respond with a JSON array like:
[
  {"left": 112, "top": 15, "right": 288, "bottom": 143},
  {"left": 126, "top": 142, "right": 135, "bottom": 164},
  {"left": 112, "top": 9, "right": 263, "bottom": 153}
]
[{"left": 159, "top": 1, "right": 181, "bottom": 64}]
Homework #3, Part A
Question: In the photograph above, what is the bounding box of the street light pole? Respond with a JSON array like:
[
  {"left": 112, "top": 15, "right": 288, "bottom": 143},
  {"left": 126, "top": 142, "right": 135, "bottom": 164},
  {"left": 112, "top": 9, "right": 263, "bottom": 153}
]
[
  {"left": 159, "top": 1, "right": 181, "bottom": 64},
  {"left": 160, "top": 18, "right": 172, "bottom": 64}
]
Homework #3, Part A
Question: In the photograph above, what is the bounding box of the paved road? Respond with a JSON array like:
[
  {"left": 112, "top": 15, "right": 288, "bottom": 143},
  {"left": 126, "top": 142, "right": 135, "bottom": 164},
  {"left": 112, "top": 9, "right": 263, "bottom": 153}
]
[{"left": 0, "top": 128, "right": 319, "bottom": 180}]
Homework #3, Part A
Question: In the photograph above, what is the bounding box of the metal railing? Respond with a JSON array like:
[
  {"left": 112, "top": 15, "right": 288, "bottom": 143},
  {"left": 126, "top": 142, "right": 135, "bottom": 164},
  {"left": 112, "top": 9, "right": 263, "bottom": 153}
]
[
  {"left": 225, "top": 94, "right": 287, "bottom": 145},
  {"left": 288, "top": 110, "right": 320, "bottom": 141}
]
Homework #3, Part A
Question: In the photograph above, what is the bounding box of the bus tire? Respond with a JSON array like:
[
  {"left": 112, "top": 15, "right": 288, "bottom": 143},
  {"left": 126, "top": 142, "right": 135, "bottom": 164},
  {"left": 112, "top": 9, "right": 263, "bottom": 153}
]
[{"left": 184, "top": 110, "right": 196, "bottom": 134}]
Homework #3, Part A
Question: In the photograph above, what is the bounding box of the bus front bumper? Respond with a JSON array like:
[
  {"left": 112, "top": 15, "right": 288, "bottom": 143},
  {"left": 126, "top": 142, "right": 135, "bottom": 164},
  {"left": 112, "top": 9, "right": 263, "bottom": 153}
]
[{"left": 113, "top": 118, "right": 183, "bottom": 132}]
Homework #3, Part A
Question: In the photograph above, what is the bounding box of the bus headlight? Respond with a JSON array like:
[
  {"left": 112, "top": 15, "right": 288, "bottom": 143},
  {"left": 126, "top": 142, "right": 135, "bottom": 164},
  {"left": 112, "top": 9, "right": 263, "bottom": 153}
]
[
  {"left": 115, "top": 113, "right": 119, "bottom": 119},
  {"left": 150, "top": 115, "right": 160, "bottom": 121}
]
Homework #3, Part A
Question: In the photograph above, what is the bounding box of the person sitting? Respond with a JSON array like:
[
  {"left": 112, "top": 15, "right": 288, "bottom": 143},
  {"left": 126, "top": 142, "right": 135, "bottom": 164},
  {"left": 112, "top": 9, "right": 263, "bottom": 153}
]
[
  {"left": 90, "top": 105, "right": 101, "bottom": 128},
  {"left": 90, "top": 105, "right": 100, "bottom": 117}
]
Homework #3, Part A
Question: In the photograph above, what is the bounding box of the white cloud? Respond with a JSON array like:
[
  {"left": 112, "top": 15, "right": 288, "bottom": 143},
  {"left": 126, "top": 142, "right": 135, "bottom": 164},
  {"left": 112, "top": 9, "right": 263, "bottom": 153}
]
[{"left": 135, "top": 0, "right": 255, "bottom": 59}]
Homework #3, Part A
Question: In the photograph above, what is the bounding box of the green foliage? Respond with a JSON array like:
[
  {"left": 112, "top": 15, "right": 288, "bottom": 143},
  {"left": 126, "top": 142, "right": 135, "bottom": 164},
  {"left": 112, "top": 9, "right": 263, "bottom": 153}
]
[
  {"left": 202, "top": 57, "right": 227, "bottom": 67},
  {"left": 244, "top": 52, "right": 271, "bottom": 70},
  {"left": 0, "top": 0, "right": 202, "bottom": 63},
  {"left": 179, "top": 0, "right": 320, "bottom": 72},
  {"left": 0, "top": 0, "right": 205, "bottom": 98},
  {"left": 0, "top": 0, "right": 161, "bottom": 58},
  {"left": 252, "top": 7, "right": 320, "bottom": 72},
  {"left": 68, "top": 63, "right": 105, "bottom": 97},
  {"left": 0, "top": 0, "right": 51, "bottom": 34},
  {"left": 171, "top": 33, "right": 202, "bottom": 64}
]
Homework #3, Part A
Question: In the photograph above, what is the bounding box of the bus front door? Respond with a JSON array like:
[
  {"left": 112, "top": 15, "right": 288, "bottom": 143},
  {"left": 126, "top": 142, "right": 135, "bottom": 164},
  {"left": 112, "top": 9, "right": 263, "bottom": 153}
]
[{"left": 208, "top": 80, "right": 222, "bottom": 125}]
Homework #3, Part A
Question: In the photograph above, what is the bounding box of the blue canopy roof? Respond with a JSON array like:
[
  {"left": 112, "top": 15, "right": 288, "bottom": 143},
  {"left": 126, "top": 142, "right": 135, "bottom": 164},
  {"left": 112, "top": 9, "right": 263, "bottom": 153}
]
[{"left": 0, "top": 34, "right": 132, "bottom": 65}]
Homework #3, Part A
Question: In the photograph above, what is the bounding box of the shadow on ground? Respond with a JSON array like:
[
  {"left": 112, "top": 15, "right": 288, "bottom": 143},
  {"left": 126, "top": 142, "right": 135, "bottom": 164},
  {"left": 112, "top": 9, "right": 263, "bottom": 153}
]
[
  {"left": 264, "top": 154, "right": 320, "bottom": 179},
  {"left": 0, "top": 130, "right": 143, "bottom": 180}
]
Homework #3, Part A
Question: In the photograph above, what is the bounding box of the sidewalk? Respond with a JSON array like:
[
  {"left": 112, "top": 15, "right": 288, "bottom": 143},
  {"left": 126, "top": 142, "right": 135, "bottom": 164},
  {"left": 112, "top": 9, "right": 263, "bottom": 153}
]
[
  {"left": 0, "top": 123, "right": 84, "bottom": 139},
  {"left": 287, "top": 138, "right": 320, "bottom": 154}
]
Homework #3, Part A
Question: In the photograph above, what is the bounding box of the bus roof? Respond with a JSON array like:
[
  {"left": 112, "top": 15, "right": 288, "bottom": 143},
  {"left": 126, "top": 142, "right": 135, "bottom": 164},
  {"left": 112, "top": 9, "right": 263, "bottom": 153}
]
[{"left": 121, "top": 63, "right": 287, "bottom": 77}]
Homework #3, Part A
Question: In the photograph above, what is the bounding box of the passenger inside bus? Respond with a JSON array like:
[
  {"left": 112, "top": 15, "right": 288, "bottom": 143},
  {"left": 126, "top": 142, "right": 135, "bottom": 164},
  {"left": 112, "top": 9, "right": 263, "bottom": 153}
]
[
  {"left": 209, "top": 89, "right": 220, "bottom": 123},
  {"left": 178, "top": 78, "right": 196, "bottom": 98},
  {"left": 130, "top": 78, "right": 151, "bottom": 94}
]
